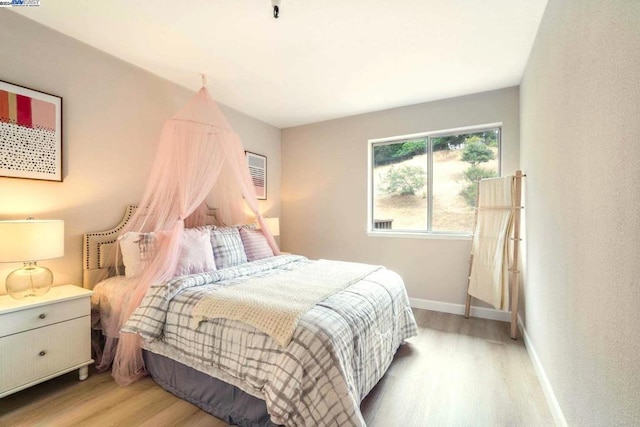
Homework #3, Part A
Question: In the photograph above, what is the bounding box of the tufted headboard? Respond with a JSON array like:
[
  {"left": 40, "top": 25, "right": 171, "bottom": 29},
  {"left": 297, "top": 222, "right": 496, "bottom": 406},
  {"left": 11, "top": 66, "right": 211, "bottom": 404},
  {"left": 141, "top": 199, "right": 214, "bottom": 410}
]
[{"left": 82, "top": 205, "right": 137, "bottom": 289}]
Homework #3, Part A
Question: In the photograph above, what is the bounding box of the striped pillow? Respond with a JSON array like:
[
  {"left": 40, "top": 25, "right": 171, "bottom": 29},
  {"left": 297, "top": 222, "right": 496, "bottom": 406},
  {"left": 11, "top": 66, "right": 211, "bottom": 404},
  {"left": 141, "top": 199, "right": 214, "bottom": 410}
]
[
  {"left": 239, "top": 228, "right": 274, "bottom": 261},
  {"left": 211, "top": 227, "right": 247, "bottom": 269}
]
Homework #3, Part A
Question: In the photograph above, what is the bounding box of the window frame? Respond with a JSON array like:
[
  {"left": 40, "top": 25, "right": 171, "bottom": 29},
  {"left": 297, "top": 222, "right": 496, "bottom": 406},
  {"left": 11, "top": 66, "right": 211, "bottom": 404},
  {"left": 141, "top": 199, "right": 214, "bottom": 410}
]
[{"left": 367, "top": 123, "right": 502, "bottom": 239}]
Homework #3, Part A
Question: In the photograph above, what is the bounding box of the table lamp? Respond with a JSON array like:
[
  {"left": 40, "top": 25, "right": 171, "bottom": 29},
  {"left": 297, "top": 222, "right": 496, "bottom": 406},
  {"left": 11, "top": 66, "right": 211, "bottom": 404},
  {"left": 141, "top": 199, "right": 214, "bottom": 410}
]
[
  {"left": 263, "top": 217, "right": 280, "bottom": 236},
  {"left": 0, "top": 219, "right": 64, "bottom": 299}
]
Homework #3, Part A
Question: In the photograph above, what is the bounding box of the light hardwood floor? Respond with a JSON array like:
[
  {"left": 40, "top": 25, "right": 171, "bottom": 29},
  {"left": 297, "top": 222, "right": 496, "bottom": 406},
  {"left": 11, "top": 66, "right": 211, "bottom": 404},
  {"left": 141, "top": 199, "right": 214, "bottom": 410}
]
[{"left": 0, "top": 309, "right": 554, "bottom": 426}]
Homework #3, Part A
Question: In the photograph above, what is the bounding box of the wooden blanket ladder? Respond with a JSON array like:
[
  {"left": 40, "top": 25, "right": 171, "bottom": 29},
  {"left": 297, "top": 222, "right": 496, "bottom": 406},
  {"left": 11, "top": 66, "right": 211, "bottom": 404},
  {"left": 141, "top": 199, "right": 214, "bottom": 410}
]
[{"left": 464, "top": 170, "right": 524, "bottom": 339}]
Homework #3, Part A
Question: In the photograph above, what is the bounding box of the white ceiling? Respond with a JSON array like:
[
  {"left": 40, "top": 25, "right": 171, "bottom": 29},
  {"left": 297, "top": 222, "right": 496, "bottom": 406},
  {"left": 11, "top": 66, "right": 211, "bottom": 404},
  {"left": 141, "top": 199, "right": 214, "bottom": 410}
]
[{"left": 12, "top": 0, "right": 547, "bottom": 128}]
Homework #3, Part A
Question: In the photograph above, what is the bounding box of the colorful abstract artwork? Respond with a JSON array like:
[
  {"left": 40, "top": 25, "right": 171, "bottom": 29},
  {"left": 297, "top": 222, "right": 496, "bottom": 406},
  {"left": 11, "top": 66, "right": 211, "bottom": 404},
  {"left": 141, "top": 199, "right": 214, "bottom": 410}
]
[{"left": 0, "top": 80, "right": 62, "bottom": 181}]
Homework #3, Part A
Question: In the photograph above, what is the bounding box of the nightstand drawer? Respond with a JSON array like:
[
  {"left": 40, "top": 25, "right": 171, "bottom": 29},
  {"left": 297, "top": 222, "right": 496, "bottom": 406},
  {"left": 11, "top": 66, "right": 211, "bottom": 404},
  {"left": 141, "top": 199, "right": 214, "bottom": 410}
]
[
  {"left": 0, "top": 297, "right": 89, "bottom": 337},
  {"left": 0, "top": 315, "right": 91, "bottom": 394}
]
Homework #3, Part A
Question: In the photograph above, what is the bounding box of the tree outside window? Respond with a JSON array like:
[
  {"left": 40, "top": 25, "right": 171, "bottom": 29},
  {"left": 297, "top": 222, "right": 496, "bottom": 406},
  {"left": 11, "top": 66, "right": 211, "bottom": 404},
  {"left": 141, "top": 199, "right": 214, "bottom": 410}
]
[{"left": 370, "top": 127, "right": 500, "bottom": 234}]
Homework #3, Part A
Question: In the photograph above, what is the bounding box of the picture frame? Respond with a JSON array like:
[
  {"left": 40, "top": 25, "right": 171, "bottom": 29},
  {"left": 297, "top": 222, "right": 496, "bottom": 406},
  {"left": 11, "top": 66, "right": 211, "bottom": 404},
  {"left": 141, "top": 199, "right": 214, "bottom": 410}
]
[
  {"left": 0, "top": 80, "right": 63, "bottom": 182},
  {"left": 245, "top": 151, "right": 267, "bottom": 200}
]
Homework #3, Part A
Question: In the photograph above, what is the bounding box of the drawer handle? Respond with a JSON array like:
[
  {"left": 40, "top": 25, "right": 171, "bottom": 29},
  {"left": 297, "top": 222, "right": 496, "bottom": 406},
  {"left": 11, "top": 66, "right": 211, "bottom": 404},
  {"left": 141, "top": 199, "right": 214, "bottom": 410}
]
[
  {"left": 39, "top": 350, "right": 46, "bottom": 357},
  {"left": 38, "top": 313, "right": 46, "bottom": 320}
]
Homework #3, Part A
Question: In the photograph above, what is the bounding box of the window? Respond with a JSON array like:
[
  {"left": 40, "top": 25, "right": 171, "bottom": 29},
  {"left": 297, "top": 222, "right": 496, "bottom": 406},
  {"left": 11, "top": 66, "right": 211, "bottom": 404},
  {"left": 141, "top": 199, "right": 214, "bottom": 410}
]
[{"left": 368, "top": 126, "right": 501, "bottom": 235}]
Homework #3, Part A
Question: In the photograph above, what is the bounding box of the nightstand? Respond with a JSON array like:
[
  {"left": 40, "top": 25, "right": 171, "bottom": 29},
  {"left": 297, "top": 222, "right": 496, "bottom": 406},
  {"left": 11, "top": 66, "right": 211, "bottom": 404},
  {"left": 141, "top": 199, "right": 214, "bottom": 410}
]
[{"left": 0, "top": 285, "right": 94, "bottom": 398}]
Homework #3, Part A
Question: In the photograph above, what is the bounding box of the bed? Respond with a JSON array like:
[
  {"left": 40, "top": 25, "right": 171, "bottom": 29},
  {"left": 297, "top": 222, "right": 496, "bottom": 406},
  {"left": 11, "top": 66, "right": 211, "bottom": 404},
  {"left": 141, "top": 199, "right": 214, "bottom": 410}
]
[{"left": 84, "top": 206, "right": 418, "bottom": 427}]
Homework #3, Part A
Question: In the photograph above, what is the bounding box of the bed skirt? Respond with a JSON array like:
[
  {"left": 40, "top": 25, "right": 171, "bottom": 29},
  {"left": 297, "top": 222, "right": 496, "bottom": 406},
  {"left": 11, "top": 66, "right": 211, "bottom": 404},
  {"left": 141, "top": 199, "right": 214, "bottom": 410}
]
[{"left": 143, "top": 350, "right": 281, "bottom": 427}]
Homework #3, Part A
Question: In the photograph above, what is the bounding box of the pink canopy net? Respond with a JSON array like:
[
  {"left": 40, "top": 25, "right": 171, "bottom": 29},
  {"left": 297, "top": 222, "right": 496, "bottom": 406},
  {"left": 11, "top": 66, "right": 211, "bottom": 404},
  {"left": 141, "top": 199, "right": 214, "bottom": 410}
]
[{"left": 98, "top": 86, "right": 279, "bottom": 385}]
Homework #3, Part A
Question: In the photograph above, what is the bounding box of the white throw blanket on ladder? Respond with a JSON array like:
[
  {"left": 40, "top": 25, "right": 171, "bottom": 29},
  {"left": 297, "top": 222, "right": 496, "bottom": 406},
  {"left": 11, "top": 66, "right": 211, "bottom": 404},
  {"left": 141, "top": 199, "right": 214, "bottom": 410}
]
[
  {"left": 192, "top": 260, "right": 381, "bottom": 346},
  {"left": 468, "top": 176, "right": 514, "bottom": 311}
]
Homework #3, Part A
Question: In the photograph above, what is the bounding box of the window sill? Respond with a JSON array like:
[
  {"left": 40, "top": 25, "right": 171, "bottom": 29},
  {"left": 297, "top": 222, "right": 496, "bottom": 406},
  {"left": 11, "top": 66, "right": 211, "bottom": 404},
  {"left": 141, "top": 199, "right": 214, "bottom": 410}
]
[{"left": 366, "top": 231, "right": 472, "bottom": 241}]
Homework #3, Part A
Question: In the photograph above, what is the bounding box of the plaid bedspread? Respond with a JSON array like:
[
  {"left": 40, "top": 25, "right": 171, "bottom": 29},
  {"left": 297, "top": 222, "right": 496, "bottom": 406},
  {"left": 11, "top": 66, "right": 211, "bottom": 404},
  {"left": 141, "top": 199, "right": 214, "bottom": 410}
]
[{"left": 123, "top": 255, "right": 417, "bottom": 427}]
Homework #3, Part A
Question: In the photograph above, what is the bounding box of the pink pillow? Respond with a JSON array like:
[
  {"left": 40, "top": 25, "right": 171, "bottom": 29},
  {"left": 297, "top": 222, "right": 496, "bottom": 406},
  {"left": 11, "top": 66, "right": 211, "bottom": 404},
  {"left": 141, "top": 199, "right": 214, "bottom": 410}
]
[
  {"left": 239, "top": 228, "right": 274, "bottom": 261},
  {"left": 174, "top": 228, "right": 217, "bottom": 277}
]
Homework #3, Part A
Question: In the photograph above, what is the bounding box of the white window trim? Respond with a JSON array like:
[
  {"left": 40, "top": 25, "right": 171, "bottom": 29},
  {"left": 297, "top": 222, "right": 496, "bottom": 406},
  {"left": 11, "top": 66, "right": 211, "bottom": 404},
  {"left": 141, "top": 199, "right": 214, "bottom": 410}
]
[{"left": 367, "top": 122, "right": 502, "bottom": 237}]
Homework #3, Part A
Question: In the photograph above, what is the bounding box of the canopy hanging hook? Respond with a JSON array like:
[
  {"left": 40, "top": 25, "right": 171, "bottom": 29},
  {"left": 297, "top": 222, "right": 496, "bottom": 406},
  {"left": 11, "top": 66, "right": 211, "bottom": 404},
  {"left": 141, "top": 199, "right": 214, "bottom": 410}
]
[{"left": 201, "top": 74, "right": 207, "bottom": 88}]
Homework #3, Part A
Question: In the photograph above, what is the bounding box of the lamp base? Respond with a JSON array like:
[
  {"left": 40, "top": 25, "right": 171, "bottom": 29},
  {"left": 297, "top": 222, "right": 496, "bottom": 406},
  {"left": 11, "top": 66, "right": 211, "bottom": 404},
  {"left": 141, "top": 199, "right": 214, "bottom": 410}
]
[{"left": 6, "top": 261, "right": 53, "bottom": 300}]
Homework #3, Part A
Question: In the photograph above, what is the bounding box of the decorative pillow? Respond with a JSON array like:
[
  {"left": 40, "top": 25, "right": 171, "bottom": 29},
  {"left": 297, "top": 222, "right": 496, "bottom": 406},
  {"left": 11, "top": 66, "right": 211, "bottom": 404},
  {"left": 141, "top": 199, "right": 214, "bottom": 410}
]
[
  {"left": 210, "top": 227, "right": 247, "bottom": 269},
  {"left": 174, "top": 227, "right": 217, "bottom": 277},
  {"left": 120, "top": 228, "right": 216, "bottom": 279},
  {"left": 119, "top": 232, "right": 157, "bottom": 279},
  {"left": 239, "top": 228, "right": 274, "bottom": 261}
]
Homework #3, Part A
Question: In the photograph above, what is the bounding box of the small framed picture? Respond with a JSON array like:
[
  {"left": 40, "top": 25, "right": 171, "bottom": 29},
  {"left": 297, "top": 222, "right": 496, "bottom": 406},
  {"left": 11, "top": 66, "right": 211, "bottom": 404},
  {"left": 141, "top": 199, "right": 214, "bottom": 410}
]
[
  {"left": 0, "top": 80, "right": 63, "bottom": 182},
  {"left": 245, "top": 151, "right": 267, "bottom": 200}
]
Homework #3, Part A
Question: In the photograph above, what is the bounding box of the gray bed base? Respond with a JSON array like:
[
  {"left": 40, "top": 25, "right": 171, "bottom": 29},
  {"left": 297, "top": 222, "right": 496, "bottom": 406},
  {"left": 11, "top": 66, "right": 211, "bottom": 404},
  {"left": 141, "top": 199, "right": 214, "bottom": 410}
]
[{"left": 143, "top": 350, "right": 280, "bottom": 427}]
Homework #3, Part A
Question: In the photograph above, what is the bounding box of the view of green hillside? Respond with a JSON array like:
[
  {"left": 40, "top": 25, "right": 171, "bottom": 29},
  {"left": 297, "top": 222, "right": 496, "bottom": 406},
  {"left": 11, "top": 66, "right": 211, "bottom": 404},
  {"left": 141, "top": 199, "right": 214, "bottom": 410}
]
[{"left": 372, "top": 132, "right": 498, "bottom": 233}]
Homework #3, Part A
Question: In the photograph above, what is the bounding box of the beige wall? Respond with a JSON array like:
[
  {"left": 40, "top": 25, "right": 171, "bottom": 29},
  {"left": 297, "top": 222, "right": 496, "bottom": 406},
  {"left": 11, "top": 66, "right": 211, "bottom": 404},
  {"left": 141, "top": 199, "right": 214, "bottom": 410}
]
[
  {"left": 282, "top": 88, "right": 519, "bottom": 304},
  {"left": 0, "top": 11, "right": 281, "bottom": 293},
  {"left": 520, "top": 0, "right": 640, "bottom": 424}
]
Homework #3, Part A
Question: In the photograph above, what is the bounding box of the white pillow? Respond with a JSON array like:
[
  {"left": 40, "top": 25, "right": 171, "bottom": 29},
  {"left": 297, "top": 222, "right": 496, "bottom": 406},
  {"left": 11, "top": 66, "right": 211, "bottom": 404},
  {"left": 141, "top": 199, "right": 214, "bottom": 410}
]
[{"left": 119, "top": 232, "right": 156, "bottom": 279}]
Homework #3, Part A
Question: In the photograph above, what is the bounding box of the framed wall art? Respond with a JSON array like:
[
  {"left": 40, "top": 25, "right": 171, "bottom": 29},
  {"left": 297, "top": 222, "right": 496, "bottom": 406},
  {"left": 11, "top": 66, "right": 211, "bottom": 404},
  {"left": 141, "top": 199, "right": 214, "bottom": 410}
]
[
  {"left": 245, "top": 151, "right": 267, "bottom": 200},
  {"left": 0, "top": 80, "right": 63, "bottom": 182}
]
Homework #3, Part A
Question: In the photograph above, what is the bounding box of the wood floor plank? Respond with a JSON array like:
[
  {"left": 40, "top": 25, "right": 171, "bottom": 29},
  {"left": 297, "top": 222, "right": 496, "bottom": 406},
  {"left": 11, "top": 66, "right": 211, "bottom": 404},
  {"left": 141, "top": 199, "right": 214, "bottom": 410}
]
[{"left": 0, "top": 309, "right": 553, "bottom": 426}]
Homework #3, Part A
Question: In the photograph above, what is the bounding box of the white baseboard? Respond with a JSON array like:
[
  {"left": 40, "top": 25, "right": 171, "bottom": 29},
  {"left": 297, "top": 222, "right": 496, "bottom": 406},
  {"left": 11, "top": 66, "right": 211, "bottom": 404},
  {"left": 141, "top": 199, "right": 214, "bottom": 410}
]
[
  {"left": 517, "top": 316, "right": 567, "bottom": 427},
  {"left": 409, "top": 297, "right": 511, "bottom": 322}
]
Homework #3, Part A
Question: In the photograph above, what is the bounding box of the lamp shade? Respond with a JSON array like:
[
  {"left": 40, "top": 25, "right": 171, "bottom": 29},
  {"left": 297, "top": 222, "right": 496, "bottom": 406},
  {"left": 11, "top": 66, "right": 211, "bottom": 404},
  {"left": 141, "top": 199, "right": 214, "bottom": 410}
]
[
  {"left": 263, "top": 217, "right": 280, "bottom": 237},
  {"left": 0, "top": 220, "right": 64, "bottom": 263}
]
